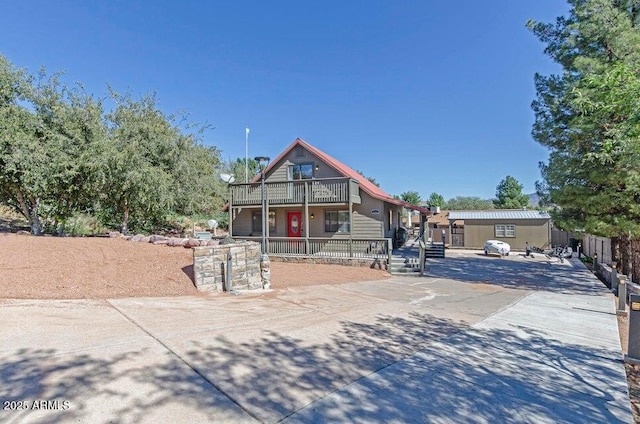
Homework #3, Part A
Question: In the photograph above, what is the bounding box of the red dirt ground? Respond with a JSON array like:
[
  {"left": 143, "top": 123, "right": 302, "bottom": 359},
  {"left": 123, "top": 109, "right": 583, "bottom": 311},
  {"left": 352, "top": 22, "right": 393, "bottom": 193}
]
[{"left": 0, "top": 233, "right": 390, "bottom": 299}]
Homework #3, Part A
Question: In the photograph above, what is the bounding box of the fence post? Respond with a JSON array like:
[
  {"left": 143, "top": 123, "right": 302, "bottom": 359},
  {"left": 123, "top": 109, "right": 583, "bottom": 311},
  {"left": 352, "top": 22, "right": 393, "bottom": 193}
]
[
  {"left": 618, "top": 277, "right": 627, "bottom": 314},
  {"left": 419, "top": 239, "right": 426, "bottom": 276},
  {"left": 625, "top": 294, "right": 640, "bottom": 364},
  {"left": 612, "top": 262, "right": 618, "bottom": 292},
  {"left": 593, "top": 252, "right": 598, "bottom": 274}
]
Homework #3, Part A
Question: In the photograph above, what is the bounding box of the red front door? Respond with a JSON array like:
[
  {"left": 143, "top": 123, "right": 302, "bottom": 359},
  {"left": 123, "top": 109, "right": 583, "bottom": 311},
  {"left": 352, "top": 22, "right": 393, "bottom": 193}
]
[{"left": 287, "top": 212, "right": 302, "bottom": 237}]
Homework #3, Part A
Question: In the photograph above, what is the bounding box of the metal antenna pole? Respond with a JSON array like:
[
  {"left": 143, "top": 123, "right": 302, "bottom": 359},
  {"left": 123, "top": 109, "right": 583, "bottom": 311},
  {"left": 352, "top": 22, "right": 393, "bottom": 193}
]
[{"left": 245, "top": 127, "right": 249, "bottom": 183}]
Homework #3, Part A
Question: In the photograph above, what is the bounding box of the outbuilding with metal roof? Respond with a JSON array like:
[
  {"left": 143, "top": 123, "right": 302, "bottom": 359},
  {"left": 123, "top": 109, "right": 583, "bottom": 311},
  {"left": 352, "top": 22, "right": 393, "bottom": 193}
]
[{"left": 446, "top": 209, "right": 552, "bottom": 251}]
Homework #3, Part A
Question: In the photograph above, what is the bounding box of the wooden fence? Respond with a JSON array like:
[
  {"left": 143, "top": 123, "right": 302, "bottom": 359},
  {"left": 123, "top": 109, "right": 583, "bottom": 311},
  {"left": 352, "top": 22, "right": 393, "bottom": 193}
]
[
  {"left": 551, "top": 228, "right": 574, "bottom": 246},
  {"left": 582, "top": 234, "right": 613, "bottom": 266},
  {"left": 579, "top": 233, "right": 640, "bottom": 284}
]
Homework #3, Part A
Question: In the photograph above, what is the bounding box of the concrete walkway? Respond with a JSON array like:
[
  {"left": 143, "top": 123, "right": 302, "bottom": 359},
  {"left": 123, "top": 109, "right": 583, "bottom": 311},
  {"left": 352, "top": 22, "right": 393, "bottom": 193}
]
[{"left": 0, "top": 253, "right": 633, "bottom": 423}]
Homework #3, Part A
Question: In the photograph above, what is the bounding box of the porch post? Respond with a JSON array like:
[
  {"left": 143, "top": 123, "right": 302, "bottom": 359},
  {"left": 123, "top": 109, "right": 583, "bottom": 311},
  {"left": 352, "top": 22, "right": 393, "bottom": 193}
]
[
  {"left": 304, "top": 180, "right": 310, "bottom": 255},
  {"left": 228, "top": 189, "right": 233, "bottom": 237},
  {"left": 349, "top": 187, "right": 353, "bottom": 257},
  {"left": 265, "top": 194, "right": 270, "bottom": 254}
]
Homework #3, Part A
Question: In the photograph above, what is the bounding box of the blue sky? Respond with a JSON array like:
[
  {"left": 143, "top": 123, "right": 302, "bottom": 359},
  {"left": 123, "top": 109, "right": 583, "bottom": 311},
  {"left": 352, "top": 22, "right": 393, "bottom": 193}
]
[{"left": 1, "top": 1, "right": 569, "bottom": 201}]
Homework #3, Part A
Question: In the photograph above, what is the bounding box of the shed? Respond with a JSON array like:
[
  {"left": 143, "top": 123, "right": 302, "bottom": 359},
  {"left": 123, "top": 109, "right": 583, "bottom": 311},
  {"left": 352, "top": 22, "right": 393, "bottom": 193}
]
[{"left": 447, "top": 210, "right": 552, "bottom": 251}]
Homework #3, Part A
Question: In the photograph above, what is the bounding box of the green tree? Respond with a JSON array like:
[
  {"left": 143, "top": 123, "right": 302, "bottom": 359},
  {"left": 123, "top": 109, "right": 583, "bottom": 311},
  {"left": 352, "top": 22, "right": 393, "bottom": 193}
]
[
  {"left": 31, "top": 77, "right": 107, "bottom": 232},
  {"left": 1, "top": 54, "right": 228, "bottom": 235},
  {"left": 230, "top": 157, "right": 259, "bottom": 183},
  {"left": 428, "top": 192, "right": 445, "bottom": 208},
  {"left": 356, "top": 170, "right": 380, "bottom": 187},
  {"left": 493, "top": 176, "right": 530, "bottom": 209},
  {"left": 101, "top": 91, "right": 180, "bottom": 233},
  {"left": 399, "top": 190, "right": 421, "bottom": 205},
  {"left": 529, "top": 0, "right": 640, "bottom": 279},
  {"left": 528, "top": 0, "right": 640, "bottom": 236},
  {"left": 171, "top": 134, "right": 225, "bottom": 217},
  {"left": 445, "top": 196, "right": 494, "bottom": 210},
  {"left": 0, "top": 55, "right": 105, "bottom": 234},
  {"left": 0, "top": 55, "right": 42, "bottom": 233}
]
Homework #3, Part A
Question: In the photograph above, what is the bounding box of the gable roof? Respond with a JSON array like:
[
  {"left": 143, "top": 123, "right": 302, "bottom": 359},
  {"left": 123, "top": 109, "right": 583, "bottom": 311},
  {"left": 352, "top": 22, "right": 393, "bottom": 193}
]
[
  {"left": 256, "top": 138, "right": 430, "bottom": 214},
  {"left": 427, "top": 210, "right": 451, "bottom": 226},
  {"left": 447, "top": 210, "right": 551, "bottom": 220}
]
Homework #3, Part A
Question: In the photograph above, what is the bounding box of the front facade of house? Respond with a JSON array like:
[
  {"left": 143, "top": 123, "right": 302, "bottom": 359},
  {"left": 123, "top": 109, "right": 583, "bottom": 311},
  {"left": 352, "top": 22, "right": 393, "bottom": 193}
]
[
  {"left": 226, "top": 138, "right": 429, "bottom": 259},
  {"left": 447, "top": 210, "right": 552, "bottom": 251}
]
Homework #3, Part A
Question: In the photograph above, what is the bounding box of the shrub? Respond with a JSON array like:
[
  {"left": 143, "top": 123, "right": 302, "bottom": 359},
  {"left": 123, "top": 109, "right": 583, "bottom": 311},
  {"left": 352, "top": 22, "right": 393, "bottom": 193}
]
[{"left": 64, "top": 214, "right": 109, "bottom": 236}]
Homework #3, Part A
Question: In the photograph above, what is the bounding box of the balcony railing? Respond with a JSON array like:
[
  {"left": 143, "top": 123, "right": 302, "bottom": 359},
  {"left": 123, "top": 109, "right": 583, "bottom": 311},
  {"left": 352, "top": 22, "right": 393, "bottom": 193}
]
[
  {"left": 230, "top": 178, "right": 360, "bottom": 206},
  {"left": 240, "top": 236, "right": 391, "bottom": 260}
]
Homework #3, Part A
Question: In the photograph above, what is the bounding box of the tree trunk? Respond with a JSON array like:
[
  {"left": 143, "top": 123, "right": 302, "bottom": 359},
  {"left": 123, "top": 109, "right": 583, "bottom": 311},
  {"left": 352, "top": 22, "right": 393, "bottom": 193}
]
[
  {"left": 611, "top": 236, "right": 620, "bottom": 264},
  {"left": 15, "top": 190, "right": 31, "bottom": 225},
  {"left": 631, "top": 237, "right": 639, "bottom": 284},
  {"left": 121, "top": 206, "right": 129, "bottom": 234},
  {"left": 29, "top": 200, "right": 42, "bottom": 236}
]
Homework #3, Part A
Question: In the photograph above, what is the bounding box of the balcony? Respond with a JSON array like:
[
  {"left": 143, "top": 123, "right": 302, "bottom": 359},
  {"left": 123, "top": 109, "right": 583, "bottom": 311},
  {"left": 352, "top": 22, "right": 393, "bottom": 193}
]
[{"left": 229, "top": 178, "right": 361, "bottom": 207}]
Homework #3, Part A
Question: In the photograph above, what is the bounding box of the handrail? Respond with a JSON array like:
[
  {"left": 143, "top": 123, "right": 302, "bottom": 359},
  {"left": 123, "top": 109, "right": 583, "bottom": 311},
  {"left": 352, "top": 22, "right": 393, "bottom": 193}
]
[
  {"left": 230, "top": 178, "right": 357, "bottom": 206},
  {"left": 238, "top": 236, "right": 390, "bottom": 259}
]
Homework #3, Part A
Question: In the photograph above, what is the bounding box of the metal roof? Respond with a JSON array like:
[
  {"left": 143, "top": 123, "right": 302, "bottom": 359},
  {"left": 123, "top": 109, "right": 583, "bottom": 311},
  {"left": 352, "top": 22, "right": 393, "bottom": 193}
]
[
  {"left": 257, "top": 138, "right": 432, "bottom": 214},
  {"left": 448, "top": 210, "right": 551, "bottom": 220}
]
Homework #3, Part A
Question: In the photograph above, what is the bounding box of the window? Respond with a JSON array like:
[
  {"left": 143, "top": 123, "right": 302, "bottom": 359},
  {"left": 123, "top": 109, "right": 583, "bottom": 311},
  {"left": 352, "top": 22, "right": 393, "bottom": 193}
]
[
  {"left": 288, "top": 163, "right": 314, "bottom": 180},
  {"left": 325, "top": 210, "right": 350, "bottom": 233},
  {"left": 253, "top": 211, "right": 276, "bottom": 233},
  {"left": 495, "top": 224, "right": 516, "bottom": 238}
]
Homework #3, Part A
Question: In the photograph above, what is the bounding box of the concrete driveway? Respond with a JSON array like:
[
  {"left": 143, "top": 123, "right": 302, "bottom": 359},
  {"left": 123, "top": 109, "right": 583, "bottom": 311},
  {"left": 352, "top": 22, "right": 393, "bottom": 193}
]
[{"left": 0, "top": 252, "right": 632, "bottom": 423}]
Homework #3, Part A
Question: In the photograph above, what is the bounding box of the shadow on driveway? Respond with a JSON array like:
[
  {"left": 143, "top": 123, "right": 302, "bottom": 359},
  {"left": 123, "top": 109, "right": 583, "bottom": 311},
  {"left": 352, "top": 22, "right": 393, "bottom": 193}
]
[
  {"left": 425, "top": 255, "right": 603, "bottom": 295},
  {"left": 1, "top": 309, "right": 627, "bottom": 423}
]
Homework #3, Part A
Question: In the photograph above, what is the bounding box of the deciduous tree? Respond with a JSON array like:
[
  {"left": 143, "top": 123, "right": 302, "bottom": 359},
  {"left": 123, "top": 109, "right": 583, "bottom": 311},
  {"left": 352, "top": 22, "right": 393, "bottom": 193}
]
[{"left": 445, "top": 196, "right": 494, "bottom": 210}]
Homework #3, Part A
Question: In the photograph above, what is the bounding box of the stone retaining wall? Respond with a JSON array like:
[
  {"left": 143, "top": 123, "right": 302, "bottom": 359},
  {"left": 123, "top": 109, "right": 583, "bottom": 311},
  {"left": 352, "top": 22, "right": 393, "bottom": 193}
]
[{"left": 192, "top": 241, "right": 263, "bottom": 292}]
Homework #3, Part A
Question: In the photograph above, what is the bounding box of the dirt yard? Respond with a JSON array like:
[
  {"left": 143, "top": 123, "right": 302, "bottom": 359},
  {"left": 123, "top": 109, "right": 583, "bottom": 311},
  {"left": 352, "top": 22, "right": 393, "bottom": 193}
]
[{"left": 0, "top": 233, "right": 390, "bottom": 299}]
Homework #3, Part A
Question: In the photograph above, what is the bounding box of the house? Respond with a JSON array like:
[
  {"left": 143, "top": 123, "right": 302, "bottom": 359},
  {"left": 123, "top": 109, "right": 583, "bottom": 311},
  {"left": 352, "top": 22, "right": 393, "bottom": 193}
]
[
  {"left": 445, "top": 210, "right": 552, "bottom": 251},
  {"left": 226, "top": 138, "right": 430, "bottom": 259},
  {"left": 425, "top": 209, "right": 453, "bottom": 246}
]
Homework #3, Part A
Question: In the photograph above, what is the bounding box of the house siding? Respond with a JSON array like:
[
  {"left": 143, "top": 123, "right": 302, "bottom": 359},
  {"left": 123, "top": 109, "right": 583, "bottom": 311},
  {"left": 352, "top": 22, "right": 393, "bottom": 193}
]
[
  {"left": 352, "top": 194, "right": 385, "bottom": 238},
  {"left": 462, "top": 219, "right": 551, "bottom": 250},
  {"left": 265, "top": 147, "right": 343, "bottom": 183},
  {"left": 232, "top": 208, "right": 254, "bottom": 237}
]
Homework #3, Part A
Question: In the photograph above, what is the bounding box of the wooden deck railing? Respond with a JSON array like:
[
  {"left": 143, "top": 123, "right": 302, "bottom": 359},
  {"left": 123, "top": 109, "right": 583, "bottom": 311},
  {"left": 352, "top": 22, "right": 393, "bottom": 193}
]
[
  {"left": 230, "top": 178, "right": 355, "bottom": 206},
  {"left": 239, "top": 236, "right": 391, "bottom": 260}
]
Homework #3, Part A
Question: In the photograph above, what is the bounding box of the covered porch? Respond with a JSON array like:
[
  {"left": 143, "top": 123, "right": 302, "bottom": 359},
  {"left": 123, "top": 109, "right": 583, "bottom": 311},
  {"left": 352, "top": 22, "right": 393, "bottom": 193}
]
[{"left": 227, "top": 177, "right": 428, "bottom": 263}]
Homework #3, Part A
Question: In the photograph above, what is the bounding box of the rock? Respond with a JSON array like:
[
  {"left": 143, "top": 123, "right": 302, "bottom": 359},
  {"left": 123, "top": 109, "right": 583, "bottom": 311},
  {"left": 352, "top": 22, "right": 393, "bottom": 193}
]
[
  {"left": 108, "top": 231, "right": 122, "bottom": 238},
  {"left": 149, "top": 235, "right": 168, "bottom": 243},
  {"left": 152, "top": 240, "right": 168, "bottom": 245},
  {"left": 219, "top": 236, "right": 236, "bottom": 245},
  {"left": 16, "top": 230, "right": 30, "bottom": 236},
  {"left": 130, "top": 234, "right": 144, "bottom": 242},
  {"left": 206, "top": 239, "right": 219, "bottom": 246},
  {"left": 167, "top": 237, "right": 183, "bottom": 247},
  {"left": 184, "top": 238, "right": 200, "bottom": 248},
  {"left": 139, "top": 236, "right": 151, "bottom": 243}
]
